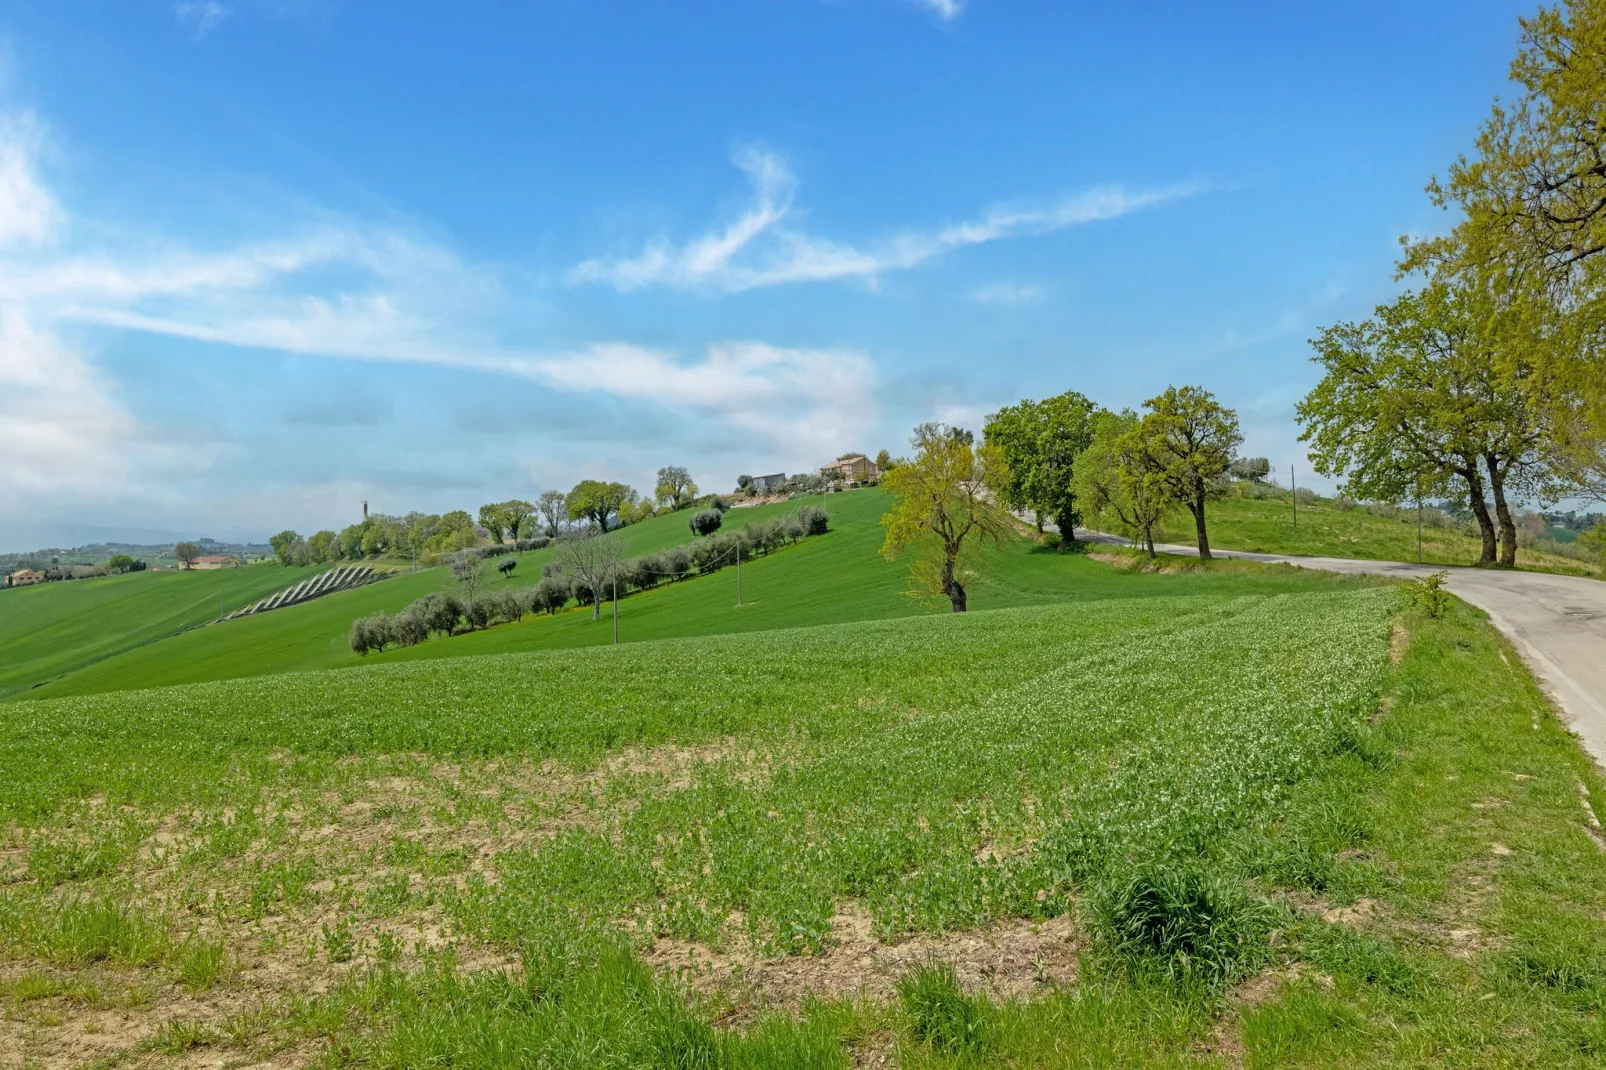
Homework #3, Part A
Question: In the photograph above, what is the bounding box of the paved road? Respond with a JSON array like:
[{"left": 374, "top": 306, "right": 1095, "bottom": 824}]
[{"left": 1076, "top": 529, "right": 1606, "bottom": 770}]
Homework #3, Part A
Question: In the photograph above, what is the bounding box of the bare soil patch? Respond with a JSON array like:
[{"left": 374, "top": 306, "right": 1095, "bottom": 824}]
[{"left": 646, "top": 902, "right": 1077, "bottom": 1007}]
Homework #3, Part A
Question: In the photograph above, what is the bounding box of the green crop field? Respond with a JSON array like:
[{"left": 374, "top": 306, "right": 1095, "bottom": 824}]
[
  {"left": 1149, "top": 493, "right": 1602, "bottom": 577},
  {"left": 23, "top": 489, "right": 1352, "bottom": 701},
  {"left": 0, "top": 563, "right": 329, "bottom": 699},
  {"left": 8, "top": 496, "right": 821, "bottom": 702},
  {"left": 2, "top": 570, "right": 1603, "bottom": 1066}
]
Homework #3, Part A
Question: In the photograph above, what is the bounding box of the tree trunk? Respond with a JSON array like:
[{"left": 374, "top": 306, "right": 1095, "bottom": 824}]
[
  {"left": 1054, "top": 509, "right": 1077, "bottom": 546},
  {"left": 592, "top": 585, "right": 601, "bottom": 620},
  {"left": 1460, "top": 464, "right": 1498, "bottom": 565},
  {"left": 1190, "top": 481, "right": 1211, "bottom": 559},
  {"left": 942, "top": 554, "right": 966, "bottom": 612},
  {"left": 1144, "top": 527, "right": 1156, "bottom": 558},
  {"left": 1484, "top": 452, "right": 1518, "bottom": 567}
]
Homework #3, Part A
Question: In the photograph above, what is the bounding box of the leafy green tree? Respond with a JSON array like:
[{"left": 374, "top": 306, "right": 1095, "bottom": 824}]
[
  {"left": 984, "top": 391, "right": 1097, "bottom": 538},
  {"left": 566, "top": 480, "right": 635, "bottom": 531},
  {"left": 1579, "top": 516, "right": 1606, "bottom": 564},
  {"left": 477, "top": 499, "right": 535, "bottom": 544},
  {"left": 655, "top": 466, "right": 698, "bottom": 509},
  {"left": 1129, "top": 387, "right": 1241, "bottom": 559},
  {"left": 106, "top": 553, "right": 136, "bottom": 573},
  {"left": 1073, "top": 409, "right": 1174, "bottom": 557},
  {"left": 1400, "top": 0, "right": 1606, "bottom": 506},
  {"left": 1299, "top": 280, "right": 1561, "bottom": 566},
  {"left": 267, "top": 531, "right": 299, "bottom": 567},
  {"left": 875, "top": 448, "right": 893, "bottom": 472},
  {"left": 880, "top": 422, "right": 1013, "bottom": 612},
  {"left": 306, "top": 530, "right": 338, "bottom": 563}
]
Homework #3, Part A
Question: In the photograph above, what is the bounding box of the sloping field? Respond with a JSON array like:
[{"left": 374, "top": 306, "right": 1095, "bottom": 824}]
[
  {"left": 21, "top": 490, "right": 1365, "bottom": 701},
  {"left": 7, "top": 496, "right": 819, "bottom": 702},
  {"left": 3, "top": 584, "right": 1605, "bottom": 1065},
  {"left": 0, "top": 587, "right": 1391, "bottom": 1059},
  {"left": 0, "top": 564, "right": 325, "bottom": 699},
  {"left": 1152, "top": 496, "right": 1600, "bottom": 576}
]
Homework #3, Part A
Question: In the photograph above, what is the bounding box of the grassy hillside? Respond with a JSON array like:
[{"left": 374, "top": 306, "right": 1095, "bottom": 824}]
[
  {"left": 1150, "top": 493, "right": 1602, "bottom": 576},
  {"left": 0, "top": 563, "right": 326, "bottom": 698},
  {"left": 22, "top": 490, "right": 1369, "bottom": 700},
  {"left": 3, "top": 571, "right": 1603, "bottom": 1063}
]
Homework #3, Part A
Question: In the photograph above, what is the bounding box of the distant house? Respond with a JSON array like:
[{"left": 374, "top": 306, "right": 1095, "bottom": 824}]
[
  {"left": 191, "top": 555, "right": 240, "bottom": 570},
  {"left": 819, "top": 454, "right": 879, "bottom": 483},
  {"left": 7, "top": 569, "right": 43, "bottom": 587},
  {"left": 751, "top": 473, "right": 786, "bottom": 493}
]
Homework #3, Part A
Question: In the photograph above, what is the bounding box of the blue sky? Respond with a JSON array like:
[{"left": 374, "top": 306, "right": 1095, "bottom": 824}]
[{"left": 0, "top": 0, "right": 1534, "bottom": 549}]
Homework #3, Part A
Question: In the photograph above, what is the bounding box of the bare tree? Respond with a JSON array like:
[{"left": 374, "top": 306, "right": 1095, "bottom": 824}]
[
  {"left": 552, "top": 530, "right": 624, "bottom": 621},
  {"left": 537, "top": 489, "right": 569, "bottom": 539}
]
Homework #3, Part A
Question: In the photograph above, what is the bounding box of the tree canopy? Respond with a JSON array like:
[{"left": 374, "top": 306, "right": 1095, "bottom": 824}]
[
  {"left": 1128, "top": 386, "right": 1241, "bottom": 559},
  {"left": 565, "top": 480, "right": 636, "bottom": 531},
  {"left": 983, "top": 390, "right": 1097, "bottom": 539},
  {"left": 655, "top": 466, "right": 698, "bottom": 509},
  {"left": 1073, "top": 409, "right": 1175, "bottom": 557}
]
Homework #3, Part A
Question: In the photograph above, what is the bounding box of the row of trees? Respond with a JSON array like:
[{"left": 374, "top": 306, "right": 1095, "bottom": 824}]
[
  {"left": 349, "top": 506, "right": 829, "bottom": 652},
  {"left": 880, "top": 386, "right": 1245, "bottom": 613},
  {"left": 983, "top": 386, "right": 1244, "bottom": 559},
  {"left": 1298, "top": 0, "right": 1606, "bottom": 567},
  {"left": 278, "top": 465, "right": 711, "bottom": 570}
]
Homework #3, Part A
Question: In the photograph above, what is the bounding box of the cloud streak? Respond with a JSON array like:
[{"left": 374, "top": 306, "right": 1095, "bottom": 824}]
[{"left": 572, "top": 149, "right": 1192, "bottom": 294}]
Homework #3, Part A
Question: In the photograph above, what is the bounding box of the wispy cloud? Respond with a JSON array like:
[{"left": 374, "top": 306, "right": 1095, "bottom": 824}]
[
  {"left": 0, "top": 114, "right": 880, "bottom": 513},
  {"left": 913, "top": 0, "right": 964, "bottom": 21},
  {"left": 970, "top": 281, "right": 1049, "bottom": 306},
  {"left": 571, "top": 148, "right": 1193, "bottom": 294},
  {"left": 174, "top": 2, "right": 232, "bottom": 41},
  {"left": 0, "top": 113, "right": 57, "bottom": 246}
]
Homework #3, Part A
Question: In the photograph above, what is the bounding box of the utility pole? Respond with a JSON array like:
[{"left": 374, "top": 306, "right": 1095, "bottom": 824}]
[
  {"left": 1290, "top": 464, "right": 1297, "bottom": 532},
  {"left": 612, "top": 572, "right": 619, "bottom": 644},
  {"left": 735, "top": 545, "right": 743, "bottom": 607},
  {"left": 1417, "top": 494, "right": 1423, "bottom": 564}
]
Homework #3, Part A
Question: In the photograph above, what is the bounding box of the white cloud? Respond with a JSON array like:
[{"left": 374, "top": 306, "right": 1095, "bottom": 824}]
[
  {"left": 970, "top": 281, "right": 1048, "bottom": 306},
  {"left": 572, "top": 148, "right": 1193, "bottom": 294},
  {"left": 0, "top": 307, "right": 191, "bottom": 511},
  {"left": 0, "top": 113, "right": 57, "bottom": 247},
  {"left": 914, "top": 0, "right": 963, "bottom": 20},
  {"left": 532, "top": 341, "right": 877, "bottom": 463},
  {"left": 174, "top": 2, "right": 232, "bottom": 40}
]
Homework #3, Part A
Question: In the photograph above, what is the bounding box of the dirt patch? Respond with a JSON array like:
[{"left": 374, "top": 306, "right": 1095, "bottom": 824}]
[
  {"left": 1320, "top": 898, "right": 1379, "bottom": 928},
  {"left": 1389, "top": 624, "right": 1409, "bottom": 665},
  {"left": 646, "top": 902, "right": 1077, "bottom": 1007}
]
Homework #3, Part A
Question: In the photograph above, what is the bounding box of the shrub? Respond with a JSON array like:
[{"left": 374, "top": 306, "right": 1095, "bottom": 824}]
[
  {"left": 391, "top": 606, "right": 429, "bottom": 647},
  {"left": 1402, "top": 570, "right": 1452, "bottom": 618},
  {"left": 709, "top": 495, "right": 730, "bottom": 512},
  {"left": 690, "top": 533, "right": 735, "bottom": 573},
  {"left": 796, "top": 505, "right": 829, "bottom": 536},
  {"left": 783, "top": 515, "right": 806, "bottom": 544},
  {"left": 348, "top": 613, "right": 394, "bottom": 655},
  {"left": 1089, "top": 861, "right": 1273, "bottom": 986},
  {"left": 1041, "top": 531, "right": 1062, "bottom": 550},
  {"left": 534, "top": 577, "right": 570, "bottom": 615},
  {"left": 497, "top": 558, "right": 518, "bottom": 577},
  {"left": 690, "top": 509, "right": 723, "bottom": 537},
  {"left": 516, "top": 535, "right": 551, "bottom": 552},
  {"left": 658, "top": 544, "right": 692, "bottom": 580},
  {"left": 1294, "top": 487, "right": 1320, "bottom": 506},
  {"left": 421, "top": 592, "right": 465, "bottom": 637},
  {"left": 464, "top": 599, "right": 493, "bottom": 631},
  {"left": 1362, "top": 501, "right": 1401, "bottom": 521}
]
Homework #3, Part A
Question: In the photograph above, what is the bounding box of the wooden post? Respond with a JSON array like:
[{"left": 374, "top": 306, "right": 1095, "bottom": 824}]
[
  {"left": 612, "top": 573, "right": 619, "bottom": 644},
  {"left": 736, "top": 545, "right": 743, "bottom": 606},
  {"left": 1417, "top": 495, "right": 1423, "bottom": 563}
]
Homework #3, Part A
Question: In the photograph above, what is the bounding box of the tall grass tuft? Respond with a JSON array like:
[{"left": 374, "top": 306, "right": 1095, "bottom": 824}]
[
  {"left": 1089, "top": 861, "right": 1274, "bottom": 986},
  {"left": 897, "top": 962, "right": 990, "bottom": 1055}
]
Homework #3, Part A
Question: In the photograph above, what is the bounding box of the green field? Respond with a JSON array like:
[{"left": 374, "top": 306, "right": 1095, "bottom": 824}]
[
  {"left": 23, "top": 490, "right": 1351, "bottom": 701},
  {"left": 1149, "top": 493, "right": 1602, "bottom": 576},
  {"left": 2, "top": 560, "right": 1604, "bottom": 1064},
  {"left": 0, "top": 563, "right": 326, "bottom": 699}
]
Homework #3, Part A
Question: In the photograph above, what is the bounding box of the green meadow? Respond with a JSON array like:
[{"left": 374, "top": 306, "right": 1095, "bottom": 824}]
[
  {"left": 23, "top": 489, "right": 1345, "bottom": 701},
  {"left": 0, "top": 563, "right": 326, "bottom": 699}
]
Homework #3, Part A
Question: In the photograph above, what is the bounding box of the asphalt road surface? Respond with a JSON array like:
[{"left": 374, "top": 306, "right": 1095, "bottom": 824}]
[{"left": 1076, "top": 530, "right": 1606, "bottom": 771}]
